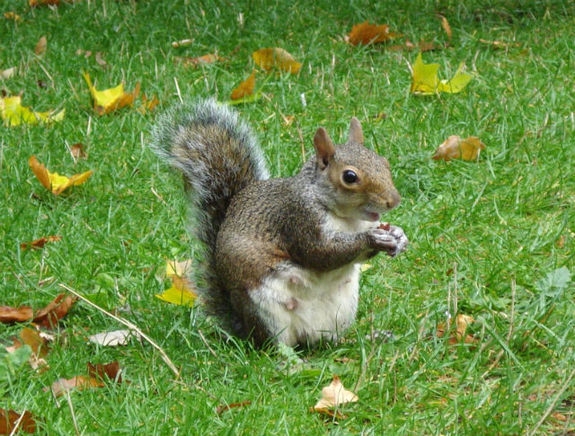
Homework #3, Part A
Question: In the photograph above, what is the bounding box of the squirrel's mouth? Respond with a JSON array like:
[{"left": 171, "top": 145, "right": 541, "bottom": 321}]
[{"left": 364, "top": 212, "right": 380, "bottom": 222}]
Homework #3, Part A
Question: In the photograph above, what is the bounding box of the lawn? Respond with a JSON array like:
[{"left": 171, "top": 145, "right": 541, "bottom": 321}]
[{"left": 1, "top": 0, "right": 574, "bottom": 434}]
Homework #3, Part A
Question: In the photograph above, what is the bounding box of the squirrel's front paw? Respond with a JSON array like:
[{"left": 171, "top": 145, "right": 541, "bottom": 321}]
[{"left": 368, "top": 225, "right": 408, "bottom": 257}]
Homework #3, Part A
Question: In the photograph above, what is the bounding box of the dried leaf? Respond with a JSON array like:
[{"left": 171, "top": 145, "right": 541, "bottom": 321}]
[
  {"left": 0, "top": 306, "right": 34, "bottom": 323},
  {"left": 7, "top": 327, "right": 50, "bottom": 370},
  {"left": 0, "top": 96, "right": 64, "bottom": 126},
  {"left": 437, "top": 313, "right": 478, "bottom": 344},
  {"left": 20, "top": 235, "right": 61, "bottom": 250},
  {"left": 89, "top": 329, "right": 141, "bottom": 347},
  {"left": 70, "top": 143, "right": 87, "bottom": 160},
  {"left": 33, "top": 293, "right": 77, "bottom": 328},
  {"left": 3, "top": 12, "right": 22, "bottom": 22},
  {"left": 48, "top": 375, "right": 104, "bottom": 397},
  {"left": 313, "top": 375, "right": 358, "bottom": 414},
  {"left": 155, "top": 276, "right": 197, "bottom": 307},
  {"left": 0, "top": 67, "right": 17, "bottom": 80},
  {"left": 438, "top": 15, "right": 452, "bottom": 42},
  {"left": 171, "top": 38, "right": 193, "bottom": 48},
  {"left": 29, "top": 0, "right": 60, "bottom": 6},
  {"left": 348, "top": 21, "right": 401, "bottom": 45},
  {"left": 29, "top": 156, "right": 93, "bottom": 195},
  {"left": 94, "top": 52, "right": 107, "bottom": 67},
  {"left": 34, "top": 36, "right": 47, "bottom": 55},
  {"left": 87, "top": 361, "right": 124, "bottom": 383},
  {"left": 230, "top": 71, "right": 256, "bottom": 101},
  {"left": 432, "top": 135, "right": 486, "bottom": 161},
  {"left": 0, "top": 409, "right": 36, "bottom": 434},
  {"left": 82, "top": 72, "right": 140, "bottom": 115},
  {"left": 137, "top": 94, "right": 159, "bottom": 114},
  {"left": 216, "top": 401, "right": 252, "bottom": 415},
  {"left": 252, "top": 48, "right": 301, "bottom": 74},
  {"left": 410, "top": 53, "right": 472, "bottom": 95},
  {"left": 176, "top": 53, "right": 220, "bottom": 68}
]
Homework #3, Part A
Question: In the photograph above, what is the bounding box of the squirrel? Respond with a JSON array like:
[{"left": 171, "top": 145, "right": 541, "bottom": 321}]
[{"left": 151, "top": 99, "right": 408, "bottom": 348}]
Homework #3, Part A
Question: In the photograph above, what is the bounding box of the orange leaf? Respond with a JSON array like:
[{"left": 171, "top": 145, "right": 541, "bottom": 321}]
[
  {"left": 70, "top": 143, "right": 87, "bottom": 160},
  {"left": 348, "top": 21, "right": 401, "bottom": 45},
  {"left": 34, "top": 36, "right": 47, "bottom": 55},
  {"left": 252, "top": 48, "right": 301, "bottom": 74},
  {"left": 29, "top": 155, "right": 93, "bottom": 194},
  {"left": 83, "top": 72, "right": 140, "bottom": 115},
  {"left": 230, "top": 71, "right": 256, "bottom": 101},
  {"left": 0, "top": 306, "right": 34, "bottom": 323},
  {"left": 87, "top": 361, "right": 124, "bottom": 383},
  {"left": 0, "top": 409, "right": 36, "bottom": 434},
  {"left": 20, "top": 235, "right": 61, "bottom": 250},
  {"left": 3, "top": 12, "right": 22, "bottom": 22},
  {"left": 438, "top": 15, "right": 452, "bottom": 42},
  {"left": 33, "top": 293, "right": 77, "bottom": 328},
  {"left": 432, "top": 136, "right": 486, "bottom": 161},
  {"left": 29, "top": 0, "right": 60, "bottom": 6}
]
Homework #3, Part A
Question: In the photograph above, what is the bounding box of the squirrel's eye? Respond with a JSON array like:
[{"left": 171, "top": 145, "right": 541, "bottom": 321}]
[{"left": 342, "top": 170, "right": 358, "bottom": 184}]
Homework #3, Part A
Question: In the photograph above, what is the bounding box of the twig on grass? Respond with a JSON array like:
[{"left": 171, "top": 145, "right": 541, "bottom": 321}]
[{"left": 59, "top": 283, "right": 180, "bottom": 379}]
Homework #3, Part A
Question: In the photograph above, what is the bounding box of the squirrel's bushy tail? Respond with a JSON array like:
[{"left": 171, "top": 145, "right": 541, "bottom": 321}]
[{"left": 151, "top": 99, "right": 269, "bottom": 324}]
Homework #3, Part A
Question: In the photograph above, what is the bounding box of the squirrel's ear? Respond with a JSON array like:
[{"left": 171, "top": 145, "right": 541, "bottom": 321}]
[
  {"left": 348, "top": 117, "right": 364, "bottom": 145},
  {"left": 313, "top": 127, "right": 335, "bottom": 170}
]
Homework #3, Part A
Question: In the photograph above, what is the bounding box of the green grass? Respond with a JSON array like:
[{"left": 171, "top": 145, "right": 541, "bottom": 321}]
[{"left": 1, "top": 0, "right": 574, "bottom": 434}]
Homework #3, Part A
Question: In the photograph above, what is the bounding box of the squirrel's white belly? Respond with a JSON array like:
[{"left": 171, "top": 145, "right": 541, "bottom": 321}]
[{"left": 250, "top": 263, "right": 361, "bottom": 346}]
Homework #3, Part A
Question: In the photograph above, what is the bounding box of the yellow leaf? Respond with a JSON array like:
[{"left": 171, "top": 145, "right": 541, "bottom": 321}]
[
  {"left": 432, "top": 135, "right": 486, "bottom": 161},
  {"left": 155, "top": 276, "right": 197, "bottom": 307},
  {"left": 252, "top": 48, "right": 301, "bottom": 74},
  {"left": 29, "top": 156, "right": 93, "bottom": 195},
  {"left": 83, "top": 72, "right": 140, "bottom": 115},
  {"left": 4, "top": 12, "right": 22, "bottom": 22},
  {"left": 411, "top": 53, "right": 472, "bottom": 95},
  {"left": 313, "top": 375, "right": 358, "bottom": 415},
  {"left": 230, "top": 71, "right": 256, "bottom": 101},
  {"left": 0, "top": 96, "right": 64, "bottom": 126},
  {"left": 348, "top": 21, "right": 401, "bottom": 45}
]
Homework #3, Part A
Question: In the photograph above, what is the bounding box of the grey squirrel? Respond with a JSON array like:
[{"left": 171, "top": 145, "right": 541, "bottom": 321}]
[{"left": 151, "top": 99, "right": 408, "bottom": 347}]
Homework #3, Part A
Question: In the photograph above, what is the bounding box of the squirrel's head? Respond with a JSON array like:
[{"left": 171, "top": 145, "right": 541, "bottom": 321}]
[{"left": 313, "top": 117, "right": 401, "bottom": 222}]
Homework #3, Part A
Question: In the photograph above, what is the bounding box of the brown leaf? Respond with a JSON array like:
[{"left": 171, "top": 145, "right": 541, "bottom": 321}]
[
  {"left": 0, "top": 306, "right": 34, "bottom": 323},
  {"left": 87, "top": 361, "right": 124, "bottom": 383},
  {"left": 176, "top": 53, "right": 220, "bottom": 68},
  {"left": 348, "top": 21, "right": 401, "bottom": 45},
  {"left": 230, "top": 71, "right": 256, "bottom": 101},
  {"left": 0, "top": 409, "right": 36, "bottom": 434},
  {"left": 70, "top": 143, "right": 87, "bottom": 160},
  {"left": 216, "top": 400, "right": 252, "bottom": 415},
  {"left": 313, "top": 375, "right": 358, "bottom": 416},
  {"left": 20, "top": 235, "right": 61, "bottom": 250},
  {"left": 437, "top": 313, "right": 478, "bottom": 344},
  {"left": 33, "top": 293, "right": 77, "bottom": 328},
  {"left": 438, "top": 15, "right": 452, "bottom": 42},
  {"left": 34, "top": 36, "right": 47, "bottom": 56},
  {"left": 29, "top": 0, "right": 60, "bottom": 6},
  {"left": 432, "top": 136, "right": 486, "bottom": 161},
  {"left": 48, "top": 376, "right": 104, "bottom": 397},
  {"left": 18, "top": 327, "right": 49, "bottom": 357}
]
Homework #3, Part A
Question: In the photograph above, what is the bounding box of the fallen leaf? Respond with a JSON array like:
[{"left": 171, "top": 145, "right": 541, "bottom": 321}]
[
  {"left": 252, "top": 48, "right": 301, "bottom": 74},
  {"left": 70, "top": 142, "right": 87, "bottom": 160},
  {"left": 155, "top": 276, "right": 197, "bottom": 307},
  {"left": 137, "top": 94, "right": 159, "bottom": 114},
  {"left": 436, "top": 313, "right": 477, "bottom": 344},
  {"left": 20, "top": 235, "right": 61, "bottom": 250},
  {"left": 82, "top": 72, "right": 140, "bottom": 115},
  {"left": 171, "top": 38, "right": 193, "bottom": 48},
  {"left": 0, "top": 67, "right": 16, "bottom": 80},
  {"left": 0, "top": 409, "right": 36, "bottom": 434},
  {"left": 313, "top": 375, "right": 358, "bottom": 413},
  {"left": 348, "top": 21, "right": 401, "bottom": 45},
  {"left": 89, "top": 329, "right": 141, "bottom": 347},
  {"left": 34, "top": 35, "right": 47, "bottom": 55},
  {"left": 216, "top": 401, "right": 252, "bottom": 415},
  {"left": 438, "top": 15, "right": 452, "bottom": 42},
  {"left": 29, "top": 0, "right": 60, "bottom": 6},
  {"left": 0, "top": 306, "right": 33, "bottom": 323},
  {"left": 410, "top": 53, "right": 472, "bottom": 95},
  {"left": 48, "top": 375, "right": 104, "bottom": 397},
  {"left": 7, "top": 327, "right": 50, "bottom": 370},
  {"left": 94, "top": 52, "right": 107, "bottom": 67},
  {"left": 33, "top": 293, "right": 77, "bottom": 328},
  {"left": 230, "top": 71, "right": 256, "bottom": 101},
  {"left": 432, "top": 135, "right": 486, "bottom": 161},
  {"left": 479, "top": 39, "right": 521, "bottom": 49},
  {"left": 87, "top": 361, "right": 124, "bottom": 383},
  {"left": 176, "top": 53, "right": 220, "bottom": 68},
  {"left": 29, "top": 155, "right": 93, "bottom": 195},
  {"left": 3, "top": 12, "right": 22, "bottom": 22},
  {"left": 0, "top": 96, "right": 64, "bottom": 126}
]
